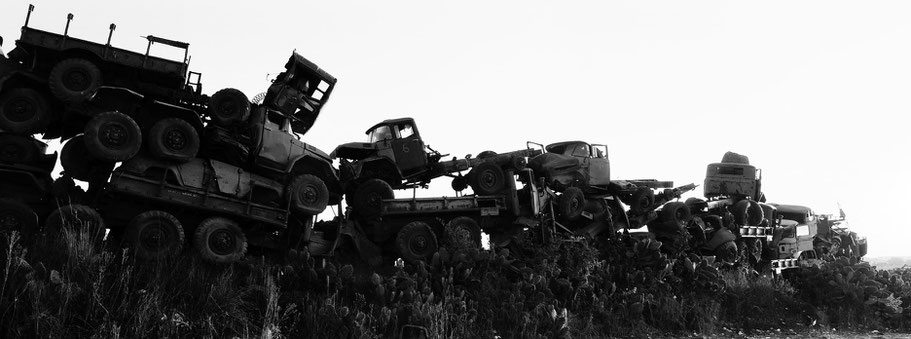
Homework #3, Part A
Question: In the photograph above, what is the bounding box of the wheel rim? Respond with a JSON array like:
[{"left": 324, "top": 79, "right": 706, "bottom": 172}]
[
  {"left": 0, "top": 143, "right": 25, "bottom": 161},
  {"left": 408, "top": 233, "right": 431, "bottom": 255},
  {"left": 216, "top": 101, "right": 238, "bottom": 119},
  {"left": 478, "top": 169, "right": 499, "bottom": 190},
  {"left": 570, "top": 195, "right": 583, "bottom": 213},
  {"left": 100, "top": 121, "right": 131, "bottom": 148},
  {"left": 674, "top": 209, "right": 687, "bottom": 222},
  {"left": 139, "top": 222, "right": 172, "bottom": 252},
  {"left": 4, "top": 96, "right": 36, "bottom": 123},
  {"left": 63, "top": 68, "right": 91, "bottom": 91},
  {"left": 208, "top": 228, "right": 237, "bottom": 256},
  {"left": 164, "top": 127, "right": 188, "bottom": 151},
  {"left": 450, "top": 225, "right": 474, "bottom": 244},
  {"left": 298, "top": 183, "right": 320, "bottom": 205},
  {"left": 0, "top": 211, "right": 25, "bottom": 231}
]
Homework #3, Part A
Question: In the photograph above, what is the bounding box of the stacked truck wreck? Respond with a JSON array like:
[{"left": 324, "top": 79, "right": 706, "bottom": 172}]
[{"left": 0, "top": 5, "right": 866, "bottom": 272}]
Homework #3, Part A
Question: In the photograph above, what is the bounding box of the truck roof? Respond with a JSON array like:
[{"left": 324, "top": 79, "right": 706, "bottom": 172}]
[{"left": 364, "top": 117, "right": 415, "bottom": 134}]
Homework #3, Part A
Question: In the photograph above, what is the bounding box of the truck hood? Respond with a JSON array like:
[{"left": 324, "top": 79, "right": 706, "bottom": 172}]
[
  {"left": 331, "top": 142, "right": 378, "bottom": 160},
  {"left": 527, "top": 153, "right": 582, "bottom": 177}
]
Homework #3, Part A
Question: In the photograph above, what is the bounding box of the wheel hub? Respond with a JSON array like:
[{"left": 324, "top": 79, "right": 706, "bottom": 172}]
[
  {"left": 164, "top": 128, "right": 188, "bottom": 151},
  {"left": 301, "top": 185, "right": 318, "bottom": 204},
  {"left": 6, "top": 97, "right": 36, "bottom": 122},
  {"left": 410, "top": 234, "right": 428, "bottom": 253},
  {"left": 63, "top": 69, "right": 91, "bottom": 91},
  {"left": 140, "top": 225, "right": 167, "bottom": 250},
  {"left": 100, "top": 122, "right": 130, "bottom": 147},
  {"left": 209, "top": 229, "right": 236, "bottom": 255},
  {"left": 0, "top": 213, "right": 22, "bottom": 230}
]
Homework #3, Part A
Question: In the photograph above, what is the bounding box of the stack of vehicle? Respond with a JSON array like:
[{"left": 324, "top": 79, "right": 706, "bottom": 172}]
[
  {"left": 0, "top": 5, "right": 343, "bottom": 263},
  {"left": 0, "top": 4, "right": 866, "bottom": 271}
]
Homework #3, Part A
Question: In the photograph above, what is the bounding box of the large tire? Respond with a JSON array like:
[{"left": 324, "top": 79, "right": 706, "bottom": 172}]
[
  {"left": 660, "top": 201, "right": 692, "bottom": 231},
  {"left": 558, "top": 187, "right": 586, "bottom": 221},
  {"left": 629, "top": 188, "right": 655, "bottom": 214},
  {"left": 0, "top": 199, "right": 39, "bottom": 244},
  {"left": 61, "top": 135, "right": 115, "bottom": 182},
  {"left": 48, "top": 58, "right": 103, "bottom": 103},
  {"left": 351, "top": 179, "right": 394, "bottom": 219},
  {"left": 287, "top": 174, "right": 330, "bottom": 215},
  {"left": 44, "top": 204, "right": 105, "bottom": 248},
  {"left": 0, "top": 88, "right": 52, "bottom": 135},
  {"left": 194, "top": 216, "right": 247, "bottom": 264},
  {"left": 396, "top": 221, "right": 438, "bottom": 264},
  {"left": 0, "top": 133, "right": 40, "bottom": 163},
  {"left": 147, "top": 118, "right": 200, "bottom": 163},
  {"left": 445, "top": 216, "right": 482, "bottom": 249},
  {"left": 83, "top": 112, "right": 142, "bottom": 161},
  {"left": 126, "top": 210, "right": 186, "bottom": 260},
  {"left": 208, "top": 88, "right": 251, "bottom": 127},
  {"left": 469, "top": 162, "right": 506, "bottom": 195},
  {"left": 732, "top": 200, "right": 764, "bottom": 226}
]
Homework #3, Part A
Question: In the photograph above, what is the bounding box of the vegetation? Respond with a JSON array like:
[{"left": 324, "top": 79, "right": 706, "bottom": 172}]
[{"left": 1, "top": 225, "right": 909, "bottom": 338}]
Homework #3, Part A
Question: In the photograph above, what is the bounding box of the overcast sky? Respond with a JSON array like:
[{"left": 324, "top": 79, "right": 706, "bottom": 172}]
[{"left": 2, "top": 1, "right": 909, "bottom": 257}]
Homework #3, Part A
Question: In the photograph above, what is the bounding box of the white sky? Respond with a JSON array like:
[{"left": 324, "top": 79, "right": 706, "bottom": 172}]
[{"left": 2, "top": 1, "right": 910, "bottom": 257}]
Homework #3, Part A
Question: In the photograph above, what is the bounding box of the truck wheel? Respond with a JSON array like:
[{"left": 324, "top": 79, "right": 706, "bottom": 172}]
[
  {"left": 61, "top": 135, "right": 115, "bottom": 182},
  {"left": 0, "top": 88, "right": 52, "bottom": 135},
  {"left": 396, "top": 221, "right": 438, "bottom": 264},
  {"left": 126, "top": 210, "right": 186, "bottom": 260},
  {"left": 0, "top": 199, "right": 38, "bottom": 244},
  {"left": 469, "top": 162, "right": 505, "bottom": 195},
  {"left": 558, "top": 187, "right": 586, "bottom": 221},
  {"left": 48, "top": 58, "right": 102, "bottom": 103},
  {"left": 208, "top": 88, "right": 250, "bottom": 126},
  {"left": 629, "top": 187, "right": 655, "bottom": 214},
  {"left": 194, "top": 216, "right": 247, "bottom": 264},
  {"left": 83, "top": 112, "right": 142, "bottom": 162},
  {"left": 147, "top": 118, "right": 199, "bottom": 163},
  {"left": 732, "top": 200, "right": 764, "bottom": 226},
  {"left": 351, "top": 179, "right": 394, "bottom": 219},
  {"left": 44, "top": 204, "right": 105, "bottom": 248},
  {"left": 660, "top": 201, "right": 691, "bottom": 231},
  {"left": 288, "top": 174, "right": 330, "bottom": 215},
  {"left": 0, "top": 133, "right": 40, "bottom": 163},
  {"left": 445, "top": 216, "right": 481, "bottom": 249}
]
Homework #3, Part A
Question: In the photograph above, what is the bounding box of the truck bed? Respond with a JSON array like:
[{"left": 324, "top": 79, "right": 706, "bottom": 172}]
[
  {"left": 18, "top": 27, "right": 187, "bottom": 81},
  {"left": 107, "top": 171, "right": 289, "bottom": 228}
]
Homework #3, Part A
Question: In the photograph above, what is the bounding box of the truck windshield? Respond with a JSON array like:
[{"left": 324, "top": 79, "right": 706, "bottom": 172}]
[{"left": 369, "top": 126, "right": 393, "bottom": 143}]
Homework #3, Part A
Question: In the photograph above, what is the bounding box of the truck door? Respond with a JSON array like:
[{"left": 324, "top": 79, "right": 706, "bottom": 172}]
[
  {"left": 251, "top": 109, "right": 293, "bottom": 172},
  {"left": 390, "top": 122, "right": 426, "bottom": 175},
  {"left": 587, "top": 144, "right": 611, "bottom": 186}
]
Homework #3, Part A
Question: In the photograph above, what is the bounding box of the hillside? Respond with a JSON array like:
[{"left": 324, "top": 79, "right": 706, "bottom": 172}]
[{"left": 1, "top": 227, "right": 909, "bottom": 338}]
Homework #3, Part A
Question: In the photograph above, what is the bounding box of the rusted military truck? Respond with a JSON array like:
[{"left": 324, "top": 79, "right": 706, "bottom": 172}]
[
  {"left": 646, "top": 152, "right": 775, "bottom": 263},
  {"left": 337, "top": 167, "right": 552, "bottom": 265},
  {"left": 0, "top": 4, "right": 211, "bottom": 168},
  {"left": 90, "top": 154, "right": 340, "bottom": 263},
  {"left": 332, "top": 117, "right": 540, "bottom": 218},
  {"left": 524, "top": 140, "right": 694, "bottom": 237}
]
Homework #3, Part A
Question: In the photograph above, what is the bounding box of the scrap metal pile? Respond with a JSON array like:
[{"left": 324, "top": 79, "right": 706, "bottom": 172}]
[{"left": 0, "top": 5, "right": 866, "bottom": 272}]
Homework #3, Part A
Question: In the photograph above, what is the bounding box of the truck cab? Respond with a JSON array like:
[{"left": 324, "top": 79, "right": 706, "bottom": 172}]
[
  {"left": 527, "top": 141, "right": 610, "bottom": 192},
  {"left": 332, "top": 117, "right": 442, "bottom": 188}
]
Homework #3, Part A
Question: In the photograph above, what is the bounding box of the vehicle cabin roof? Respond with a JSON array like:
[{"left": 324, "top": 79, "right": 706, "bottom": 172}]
[
  {"left": 287, "top": 52, "right": 337, "bottom": 84},
  {"left": 545, "top": 141, "right": 590, "bottom": 154},
  {"left": 364, "top": 117, "right": 416, "bottom": 134}
]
